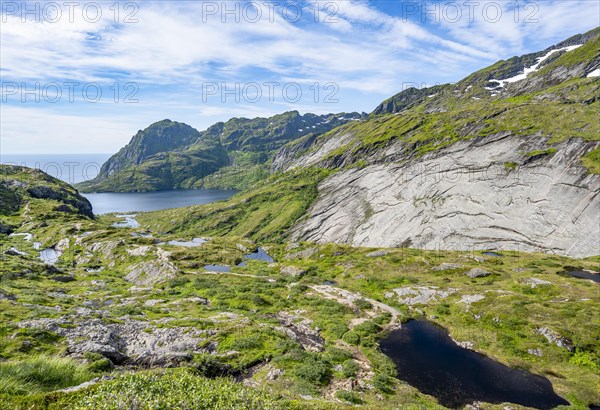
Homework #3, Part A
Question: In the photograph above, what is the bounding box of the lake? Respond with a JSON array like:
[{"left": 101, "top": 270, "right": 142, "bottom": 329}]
[
  {"left": 379, "top": 320, "right": 569, "bottom": 409},
  {"left": 1, "top": 154, "right": 238, "bottom": 214},
  {"left": 84, "top": 190, "right": 238, "bottom": 214}
]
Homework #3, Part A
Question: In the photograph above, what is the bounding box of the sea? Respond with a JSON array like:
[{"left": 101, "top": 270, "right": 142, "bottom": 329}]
[{"left": 1, "top": 154, "right": 237, "bottom": 214}]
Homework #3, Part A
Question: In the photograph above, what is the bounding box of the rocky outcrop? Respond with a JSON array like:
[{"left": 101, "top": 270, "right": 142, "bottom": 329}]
[
  {"left": 288, "top": 135, "right": 599, "bottom": 258},
  {"left": 18, "top": 317, "right": 214, "bottom": 366},
  {"left": 280, "top": 266, "right": 307, "bottom": 277},
  {"left": 0, "top": 165, "right": 93, "bottom": 218},
  {"left": 125, "top": 260, "right": 178, "bottom": 286},
  {"left": 537, "top": 327, "right": 575, "bottom": 351},
  {"left": 275, "top": 311, "right": 324, "bottom": 352},
  {"left": 386, "top": 286, "right": 457, "bottom": 305}
]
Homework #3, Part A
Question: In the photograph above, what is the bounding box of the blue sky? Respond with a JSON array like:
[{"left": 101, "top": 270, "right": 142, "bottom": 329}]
[{"left": 1, "top": 0, "right": 599, "bottom": 154}]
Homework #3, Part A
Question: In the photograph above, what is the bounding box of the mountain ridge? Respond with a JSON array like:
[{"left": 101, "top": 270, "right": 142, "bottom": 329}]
[
  {"left": 77, "top": 111, "right": 365, "bottom": 192},
  {"left": 140, "top": 27, "right": 600, "bottom": 258}
]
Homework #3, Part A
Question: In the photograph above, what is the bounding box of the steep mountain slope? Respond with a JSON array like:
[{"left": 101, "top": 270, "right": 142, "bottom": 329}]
[
  {"left": 146, "top": 28, "right": 599, "bottom": 258},
  {"left": 268, "top": 27, "right": 600, "bottom": 258},
  {"left": 2, "top": 166, "right": 599, "bottom": 408},
  {"left": 77, "top": 112, "right": 363, "bottom": 192}
]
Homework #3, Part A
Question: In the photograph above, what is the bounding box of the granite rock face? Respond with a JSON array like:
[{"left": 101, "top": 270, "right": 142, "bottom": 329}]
[{"left": 288, "top": 134, "right": 599, "bottom": 258}]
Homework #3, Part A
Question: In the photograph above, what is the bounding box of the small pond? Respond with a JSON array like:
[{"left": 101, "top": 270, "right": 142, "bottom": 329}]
[
  {"left": 379, "top": 320, "right": 568, "bottom": 409},
  {"left": 162, "top": 238, "right": 207, "bottom": 247},
  {"left": 562, "top": 270, "right": 600, "bottom": 284},
  {"left": 204, "top": 264, "right": 231, "bottom": 273},
  {"left": 237, "top": 247, "right": 274, "bottom": 266},
  {"left": 112, "top": 214, "right": 140, "bottom": 228},
  {"left": 483, "top": 251, "right": 502, "bottom": 257}
]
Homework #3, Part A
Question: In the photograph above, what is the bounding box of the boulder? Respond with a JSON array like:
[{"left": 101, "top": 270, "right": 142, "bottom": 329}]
[
  {"left": 466, "top": 268, "right": 491, "bottom": 278},
  {"left": 280, "top": 266, "right": 307, "bottom": 277}
]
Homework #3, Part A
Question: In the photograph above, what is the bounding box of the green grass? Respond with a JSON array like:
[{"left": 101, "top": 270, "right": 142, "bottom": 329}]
[
  {"left": 526, "top": 148, "right": 558, "bottom": 157},
  {"left": 0, "top": 355, "right": 94, "bottom": 395},
  {"left": 57, "top": 368, "right": 323, "bottom": 410},
  {"left": 581, "top": 146, "right": 600, "bottom": 174},
  {"left": 136, "top": 168, "right": 329, "bottom": 242}
]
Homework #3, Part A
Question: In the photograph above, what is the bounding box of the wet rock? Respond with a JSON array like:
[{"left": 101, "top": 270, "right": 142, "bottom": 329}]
[
  {"left": 466, "top": 268, "right": 491, "bottom": 278},
  {"left": 452, "top": 338, "right": 474, "bottom": 349},
  {"left": 537, "top": 327, "right": 574, "bottom": 352}
]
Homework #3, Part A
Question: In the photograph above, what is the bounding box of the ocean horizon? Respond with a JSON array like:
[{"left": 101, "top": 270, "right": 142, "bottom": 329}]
[{"left": 1, "top": 153, "right": 112, "bottom": 185}]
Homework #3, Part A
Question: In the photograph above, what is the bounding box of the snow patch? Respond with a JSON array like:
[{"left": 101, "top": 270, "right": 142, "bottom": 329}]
[
  {"left": 587, "top": 68, "right": 600, "bottom": 78},
  {"left": 487, "top": 45, "right": 583, "bottom": 90}
]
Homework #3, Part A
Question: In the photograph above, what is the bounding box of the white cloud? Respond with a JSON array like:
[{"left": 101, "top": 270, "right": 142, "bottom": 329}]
[{"left": 1, "top": 0, "right": 598, "bottom": 153}]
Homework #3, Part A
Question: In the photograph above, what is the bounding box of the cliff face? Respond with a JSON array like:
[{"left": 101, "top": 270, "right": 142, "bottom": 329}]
[
  {"left": 271, "top": 28, "right": 600, "bottom": 258},
  {"left": 289, "top": 134, "right": 599, "bottom": 257}
]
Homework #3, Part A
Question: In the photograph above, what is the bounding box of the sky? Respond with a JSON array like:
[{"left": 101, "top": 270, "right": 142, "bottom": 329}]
[{"left": 1, "top": 0, "right": 599, "bottom": 154}]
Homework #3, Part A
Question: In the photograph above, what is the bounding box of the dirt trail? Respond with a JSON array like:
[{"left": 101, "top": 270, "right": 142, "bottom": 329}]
[{"left": 309, "top": 284, "right": 402, "bottom": 328}]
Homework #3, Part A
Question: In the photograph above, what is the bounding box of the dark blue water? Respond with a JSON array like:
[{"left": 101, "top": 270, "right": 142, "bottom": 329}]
[
  {"left": 563, "top": 270, "right": 600, "bottom": 284},
  {"left": 237, "top": 247, "right": 274, "bottom": 266},
  {"left": 380, "top": 320, "right": 568, "bottom": 409},
  {"left": 483, "top": 252, "right": 502, "bottom": 257},
  {"left": 1, "top": 154, "right": 237, "bottom": 214},
  {"left": 83, "top": 189, "right": 237, "bottom": 214},
  {"left": 204, "top": 264, "right": 231, "bottom": 273},
  {"left": 1, "top": 154, "right": 111, "bottom": 184}
]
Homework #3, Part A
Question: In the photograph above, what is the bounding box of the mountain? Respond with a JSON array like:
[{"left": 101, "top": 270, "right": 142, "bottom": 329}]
[
  {"left": 0, "top": 165, "right": 93, "bottom": 225},
  {"left": 77, "top": 111, "right": 365, "bottom": 192},
  {"left": 149, "top": 27, "right": 600, "bottom": 258},
  {"left": 1, "top": 29, "right": 600, "bottom": 410}
]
